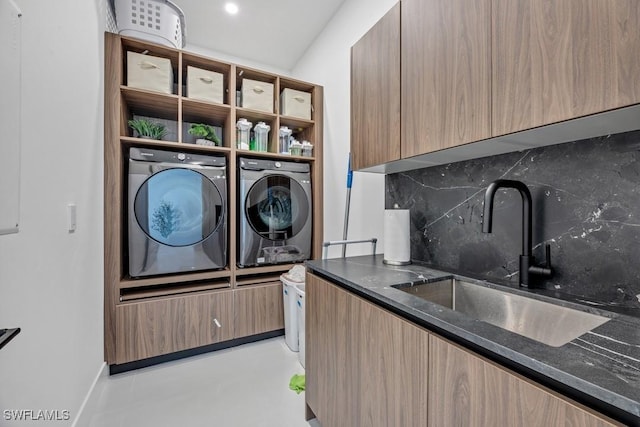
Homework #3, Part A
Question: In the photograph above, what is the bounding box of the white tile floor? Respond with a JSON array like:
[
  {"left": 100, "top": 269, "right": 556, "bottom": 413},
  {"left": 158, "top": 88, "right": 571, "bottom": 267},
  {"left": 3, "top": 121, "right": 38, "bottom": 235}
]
[{"left": 87, "top": 337, "right": 321, "bottom": 427}]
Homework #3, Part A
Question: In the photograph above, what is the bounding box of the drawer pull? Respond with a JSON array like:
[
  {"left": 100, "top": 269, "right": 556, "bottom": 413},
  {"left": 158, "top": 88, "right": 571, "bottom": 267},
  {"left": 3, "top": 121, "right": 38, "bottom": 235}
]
[
  {"left": 253, "top": 86, "right": 264, "bottom": 94},
  {"left": 213, "top": 318, "right": 222, "bottom": 328},
  {"left": 293, "top": 95, "right": 305, "bottom": 102},
  {"left": 199, "top": 76, "right": 213, "bottom": 83}
]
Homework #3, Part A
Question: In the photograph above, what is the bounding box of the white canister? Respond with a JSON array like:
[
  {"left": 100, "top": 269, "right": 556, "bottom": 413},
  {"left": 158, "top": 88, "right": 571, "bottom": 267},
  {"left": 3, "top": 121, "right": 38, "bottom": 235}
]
[
  {"left": 301, "top": 141, "right": 314, "bottom": 157},
  {"left": 279, "top": 126, "right": 292, "bottom": 154},
  {"left": 289, "top": 139, "right": 302, "bottom": 156},
  {"left": 236, "top": 118, "right": 252, "bottom": 150}
]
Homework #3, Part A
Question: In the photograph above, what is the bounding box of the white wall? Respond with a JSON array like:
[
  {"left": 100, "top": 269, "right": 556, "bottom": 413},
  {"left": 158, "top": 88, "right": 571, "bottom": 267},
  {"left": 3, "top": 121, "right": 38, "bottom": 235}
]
[
  {"left": 292, "top": 0, "right": 397, "bottom": 258},
  {"left": 185, "top": 43, "right": 291, "bottom": 77},
  {"left": 0, "top": 0, "right": 105, "bottom": 425}
]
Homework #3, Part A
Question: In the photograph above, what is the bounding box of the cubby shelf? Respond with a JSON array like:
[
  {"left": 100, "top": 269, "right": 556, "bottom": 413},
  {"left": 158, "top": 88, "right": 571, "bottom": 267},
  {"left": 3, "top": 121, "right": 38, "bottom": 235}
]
[{"left": 104, "top": 32, "right": 324, "bottom": 366}]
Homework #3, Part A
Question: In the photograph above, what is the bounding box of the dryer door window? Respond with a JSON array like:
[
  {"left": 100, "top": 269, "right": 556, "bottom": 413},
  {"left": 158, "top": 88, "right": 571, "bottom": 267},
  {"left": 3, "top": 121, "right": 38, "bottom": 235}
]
[
  {"left": 134, "top": 168, "right": 224, "bottom": 247},
  {"left": 245, "top": 174, "right": 309, "bottom": 241}
]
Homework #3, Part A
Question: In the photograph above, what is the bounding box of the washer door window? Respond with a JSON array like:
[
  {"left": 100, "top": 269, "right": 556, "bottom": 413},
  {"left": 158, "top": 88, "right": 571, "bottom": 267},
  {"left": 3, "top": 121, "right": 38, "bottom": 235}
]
[
  {"left": 246, "top": 174, "right": 309, "bottom": 241},
  {"left": 134, "top": 168, "right": 224, "bottom": 247}
]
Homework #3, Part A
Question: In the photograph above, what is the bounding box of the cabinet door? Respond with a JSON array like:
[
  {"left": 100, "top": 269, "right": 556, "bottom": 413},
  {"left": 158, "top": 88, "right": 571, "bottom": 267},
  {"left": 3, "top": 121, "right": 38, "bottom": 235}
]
[
  {"left": 401, "top": 0, "right": 491, "bottom": 157},
  {"left": 354, "top": 284, "right": 429, "bottom": 426},
  {"left": 492, "top": 0, "right": 640, "bottom": 136},
  {"left": 429, "top": 335, "right": 620, "bottom": 426},
  {"left": 115, "top": 291, "right": 234, "bottom": 364},
  {"left": 306, "top": 273, "right": 357, "bottom": 427},
  {"left": 306, "top": 273, "right": 429, "bottom": 427},
  {"left": 350, "top": 3, "right": 401, "bottom": 171},
  {"left": 233, "top": 282, "right": 284, "bottom": 338}
]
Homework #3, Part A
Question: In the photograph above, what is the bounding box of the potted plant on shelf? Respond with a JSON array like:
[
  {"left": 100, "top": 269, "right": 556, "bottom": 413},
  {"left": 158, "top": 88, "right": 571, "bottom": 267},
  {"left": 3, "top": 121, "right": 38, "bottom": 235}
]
[
  {"left": 128, "top": 118, "right": 167, "bottom": 140},
  {"left": 188, "top": 123, "right": 221, "bottom": 147}
]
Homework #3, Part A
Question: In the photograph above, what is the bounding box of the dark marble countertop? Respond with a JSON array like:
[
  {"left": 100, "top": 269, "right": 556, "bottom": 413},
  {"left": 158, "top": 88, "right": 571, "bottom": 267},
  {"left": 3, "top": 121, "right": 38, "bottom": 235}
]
[{"left": 306, "top": 255, "right": 640, "bottom": 425}]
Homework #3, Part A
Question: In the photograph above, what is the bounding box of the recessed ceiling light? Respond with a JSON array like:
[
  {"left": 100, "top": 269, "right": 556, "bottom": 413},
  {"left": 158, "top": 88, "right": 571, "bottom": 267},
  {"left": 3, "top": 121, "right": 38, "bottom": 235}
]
[{"left": 225, "top": 3, "right": 239, "bottom": 15}]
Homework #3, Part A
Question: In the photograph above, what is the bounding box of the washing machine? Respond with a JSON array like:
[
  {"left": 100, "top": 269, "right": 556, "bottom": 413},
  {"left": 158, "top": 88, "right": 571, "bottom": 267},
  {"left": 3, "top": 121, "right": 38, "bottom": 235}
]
[
  {"left": 127, "top": 147, "right": 227, "bottom": 277},
  {"left": 238, "top": 157, "right": 312, "bottom": 267}
]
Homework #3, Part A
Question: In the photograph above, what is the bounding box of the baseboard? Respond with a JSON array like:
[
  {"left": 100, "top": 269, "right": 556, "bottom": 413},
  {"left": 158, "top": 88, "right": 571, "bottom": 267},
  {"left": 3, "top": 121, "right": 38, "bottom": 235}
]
[
  {"left": 109, "top": 329, "right": 285, "bottom": 374},
  {"left": 72, "top": 362, "right": 108, "bottom": 427}
]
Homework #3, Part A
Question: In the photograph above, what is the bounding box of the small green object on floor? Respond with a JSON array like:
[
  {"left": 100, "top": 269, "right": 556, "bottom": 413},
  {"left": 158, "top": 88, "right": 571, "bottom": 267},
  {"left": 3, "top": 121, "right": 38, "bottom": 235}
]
[{"left": 289, "top": 374, "right": 305, "bottom": 394}]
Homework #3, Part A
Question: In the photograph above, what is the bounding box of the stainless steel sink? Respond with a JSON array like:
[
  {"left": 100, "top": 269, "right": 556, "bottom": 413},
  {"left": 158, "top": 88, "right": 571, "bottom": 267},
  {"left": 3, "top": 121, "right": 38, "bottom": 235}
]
[{"left": 393, "top": 278, "right": 610, "bottom": 347}]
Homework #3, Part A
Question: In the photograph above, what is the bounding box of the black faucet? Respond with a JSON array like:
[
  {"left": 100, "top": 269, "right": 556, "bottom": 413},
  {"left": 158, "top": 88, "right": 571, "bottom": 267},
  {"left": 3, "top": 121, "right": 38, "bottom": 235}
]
[{"left": 482, "top": 179, "right": 553, "bottom": 288}]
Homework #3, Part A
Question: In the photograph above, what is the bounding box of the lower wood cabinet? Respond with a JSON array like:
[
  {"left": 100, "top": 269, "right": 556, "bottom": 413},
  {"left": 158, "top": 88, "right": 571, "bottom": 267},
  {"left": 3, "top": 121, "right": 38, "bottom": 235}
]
[
  {"left": 429, "top": 335, "right": 620, "bottom": 427},
  {"left": 233, "top": 282, "right": 284, "bottom": 338},
  {"left": 114, "top": 282, "right": 287, "bottom": 365},
  {"left": 306, "top": 272, "right": 621, "bottom": 427},
  {"left": 115, "top": 290, "right": 234, "bottom": 364},
  {"left": 306, "top": 273, "right": 429, "bottom": 427}
]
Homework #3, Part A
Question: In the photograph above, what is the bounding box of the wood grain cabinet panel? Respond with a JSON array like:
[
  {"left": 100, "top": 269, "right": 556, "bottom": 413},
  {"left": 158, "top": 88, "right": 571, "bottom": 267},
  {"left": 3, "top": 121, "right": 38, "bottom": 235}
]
[
  {"left": 401, "top": 0, "right": 491, "bottom": 157},
  {"left": 115, "top": 291, "right": 234, "bottom": 364},
  {"left": 355, "top": 289, "right": 429, "bottom": 426},
  {"left": 306, "top": 273, "right": 357, "bottom": 427},
  {"left": 350, "top": 3, "right": 401, "bottom": 171},
  {"left": 306, "top": 273, "right": 429, "bottom": 427},
  {"left": 492, "top": 0, "right": 640, "bottom": 136},
  {"left": 233, "top": 282, "right": 284, "bottom": 338},
  {"left": 429, "top": 335, "right": 621, "bottom": 426}
]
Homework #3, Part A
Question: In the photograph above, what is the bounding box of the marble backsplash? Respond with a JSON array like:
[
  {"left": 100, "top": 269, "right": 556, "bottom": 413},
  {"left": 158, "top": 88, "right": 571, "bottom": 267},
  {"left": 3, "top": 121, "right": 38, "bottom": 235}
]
[{"left": 386, "top": 130, "right": 640, "bottom": 312}]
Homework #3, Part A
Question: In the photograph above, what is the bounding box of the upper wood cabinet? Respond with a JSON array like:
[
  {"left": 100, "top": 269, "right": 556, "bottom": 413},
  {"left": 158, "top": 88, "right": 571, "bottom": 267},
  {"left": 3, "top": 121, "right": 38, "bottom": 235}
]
[
  {"left": 401, "top": 0, "right": 492, "bottom": 158},
  {"left": 492, "top": 0, "right": 640, "bottom": 136},
  {"left": 352, "top": 0, "right": 640, "bottom": 171},
  {"left": 492, "top": 0, "right": 640, "bottom": 137},
  {"left": 350, "top": 3, "right": 401, "bottom": 171}
]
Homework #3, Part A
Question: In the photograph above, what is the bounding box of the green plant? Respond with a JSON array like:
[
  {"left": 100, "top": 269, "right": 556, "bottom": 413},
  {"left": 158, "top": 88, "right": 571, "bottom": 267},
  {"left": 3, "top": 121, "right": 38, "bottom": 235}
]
[
  {"left": 188, "top": 123, "right": 221, "bottom": 146},
  {"left": 128, "top": 118, "right": 167, "bottom": 140}
]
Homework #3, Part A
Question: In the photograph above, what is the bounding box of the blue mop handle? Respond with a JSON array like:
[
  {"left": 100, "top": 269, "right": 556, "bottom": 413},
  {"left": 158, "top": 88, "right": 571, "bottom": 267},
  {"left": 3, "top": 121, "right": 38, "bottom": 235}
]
[
  {"left": 342, "top": 153, "right": 353, "bottom": 257},
  {"left": 346, "top": 153, "right": 353, "bottom": 189}
]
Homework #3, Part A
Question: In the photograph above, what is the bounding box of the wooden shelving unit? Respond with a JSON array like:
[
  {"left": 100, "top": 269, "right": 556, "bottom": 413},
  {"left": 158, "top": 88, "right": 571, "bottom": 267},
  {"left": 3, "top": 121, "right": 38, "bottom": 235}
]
[{"left": 104, "top": 32, "right": 323, "bottom": 366}]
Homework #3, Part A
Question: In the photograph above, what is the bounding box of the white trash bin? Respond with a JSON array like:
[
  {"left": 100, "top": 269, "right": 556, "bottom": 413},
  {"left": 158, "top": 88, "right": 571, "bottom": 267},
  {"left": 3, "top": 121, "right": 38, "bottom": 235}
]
[
  {"left": 281, "top": 274, "right": 303, "bottom": 352},
  {"left": 295, "top": 283, "right": 306, "bottom": 367}
]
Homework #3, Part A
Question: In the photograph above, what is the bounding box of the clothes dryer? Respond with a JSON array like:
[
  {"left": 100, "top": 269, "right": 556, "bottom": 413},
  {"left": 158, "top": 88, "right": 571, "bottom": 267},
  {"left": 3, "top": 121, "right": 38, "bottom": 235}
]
[
  {"left": 127, "top": 147, "right": 227, "bottom": 277},
  {"left": 238, "top": 157, "right": 312, "bottom": 267}
]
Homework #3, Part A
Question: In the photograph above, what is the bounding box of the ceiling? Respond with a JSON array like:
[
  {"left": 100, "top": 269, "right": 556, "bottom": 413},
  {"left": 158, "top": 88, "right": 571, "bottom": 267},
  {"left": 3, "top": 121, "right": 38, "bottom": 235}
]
[{"left": 174, "top": 0, "right": 347, "bottom": 71}]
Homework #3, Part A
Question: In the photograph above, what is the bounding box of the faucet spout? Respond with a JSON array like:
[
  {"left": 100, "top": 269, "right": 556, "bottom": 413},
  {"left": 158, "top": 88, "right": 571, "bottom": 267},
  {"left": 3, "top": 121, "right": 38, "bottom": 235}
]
[
  {"left": 482, "top": 179, "right": 532, "bottom": 256},
  {"left": 482, "top": 179, "right": 552, "bottom": 287}
]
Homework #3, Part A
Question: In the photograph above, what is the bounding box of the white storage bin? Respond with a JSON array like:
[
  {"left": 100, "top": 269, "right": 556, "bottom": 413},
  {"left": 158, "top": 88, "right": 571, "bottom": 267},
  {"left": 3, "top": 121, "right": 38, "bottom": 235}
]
[
  {"left": 187, "top": 66, "right": 224, "bottom": 104},
  {"left": 127, "top": 51, "right": 174, "bottom": 94},
  {"left": 281, "top": 275, "right": 302, "bottom": 352},
  {"left": 115, "top": 0, "right": 186, "bottom": 49},
  {"left": 281, "top": 88, "right": 311, "bottom": 120},
  {"left": 242, "top": 78, "right": 274, "bottom": 113},
  {"left": 295, "top": 284, "right": 306, "bottom": 368}
]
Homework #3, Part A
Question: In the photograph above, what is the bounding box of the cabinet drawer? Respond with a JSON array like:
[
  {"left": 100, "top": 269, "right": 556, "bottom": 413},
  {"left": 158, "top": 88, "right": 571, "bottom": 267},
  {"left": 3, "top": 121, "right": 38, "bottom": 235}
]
[
  {"left": 115, "top": 290, "right": 234, "bottom": 364},
  {"left": 234, "top": 282, "right": 284, "bottom": 338}
]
